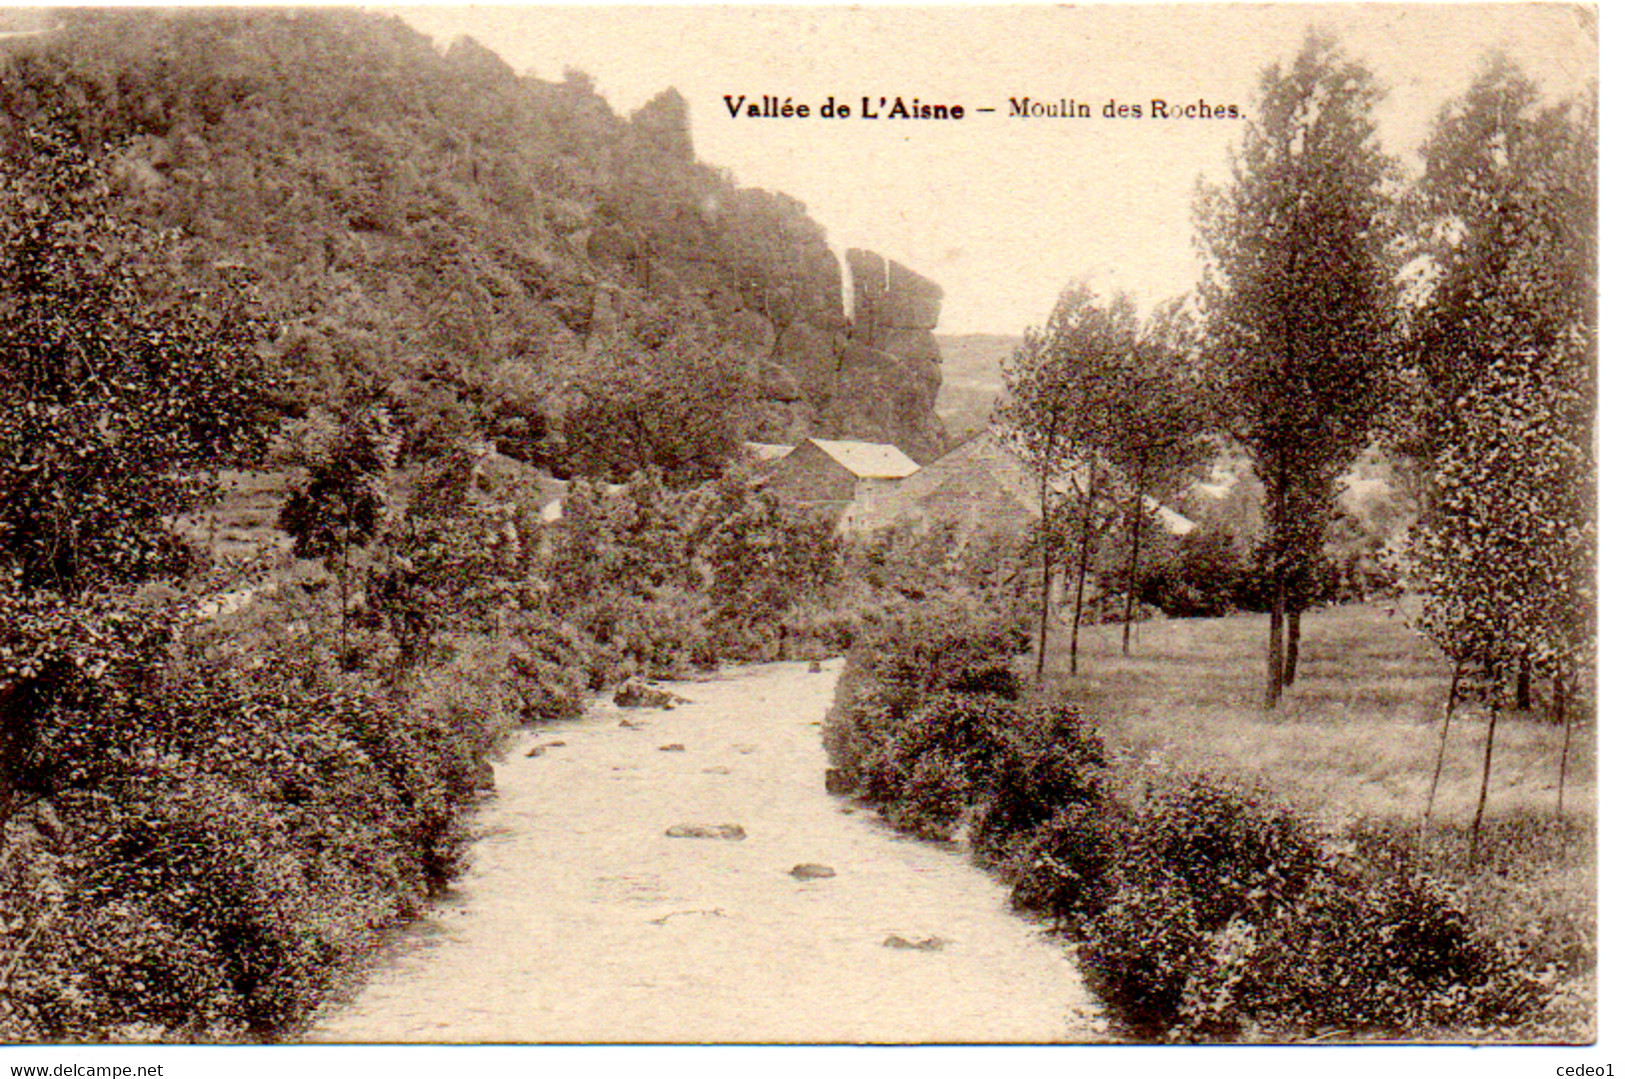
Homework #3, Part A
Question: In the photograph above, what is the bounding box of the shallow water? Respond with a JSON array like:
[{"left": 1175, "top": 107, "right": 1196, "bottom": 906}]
[{"left": 310, "top": 660, "right": 1100, "bottom": 1044}]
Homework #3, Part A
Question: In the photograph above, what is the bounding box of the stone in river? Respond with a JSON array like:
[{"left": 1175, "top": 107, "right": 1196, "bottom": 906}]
[
  {"left": 614, "top": 679, "right": 690, "bottom": 709},
  {"left": 658, "top": 743, "right": 686, "bottom": 752},
  {"left": 789, "top": 863, "right": 836, "bottom": 880},
  {"left": 664, "top": 823, "right": 746, "bottom": 840},
  {"left": 883, "top": 934, "right": 948, "bottom": 951}
]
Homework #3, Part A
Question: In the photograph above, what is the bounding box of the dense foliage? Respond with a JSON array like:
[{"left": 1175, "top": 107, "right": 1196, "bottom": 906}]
[
  {"left": 0, "top": 605, "right": 503, "bottom": 1039},
  {"left": 0, "top": 8, "right": 922, "bottom": 484},
  {"left": 544, "top": 468, "right": 843, "bottom": 675},
  {"left": 821, "top": 601, "right": 1573, "bottom": 1041},
  {"left": 1195, "top": 33, "right": 1400, "bottom": 705},
  {"left": 0, "top": 125, "right": 271, "bottom": 594},
  {"left": 1401, "top": 60, "right": 1596, "bottom": 714}
]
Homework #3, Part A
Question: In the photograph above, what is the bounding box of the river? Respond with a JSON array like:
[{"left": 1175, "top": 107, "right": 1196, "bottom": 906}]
[{"left": 310, "top": 659, "right": 1101, "bottom": 1043}]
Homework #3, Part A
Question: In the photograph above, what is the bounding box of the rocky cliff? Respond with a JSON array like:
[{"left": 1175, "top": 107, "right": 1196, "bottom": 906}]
[{"left": 0, "top": 11, "right": 948, "bottom": 470}]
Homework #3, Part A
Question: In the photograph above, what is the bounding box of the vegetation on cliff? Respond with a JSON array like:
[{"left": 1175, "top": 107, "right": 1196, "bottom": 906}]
[{"left": 0, "top": 8, "right": 947, "bottom": 475}]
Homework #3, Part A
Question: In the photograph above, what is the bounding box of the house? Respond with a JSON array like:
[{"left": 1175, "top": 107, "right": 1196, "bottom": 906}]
[
  {"left": 867, "top": 430, "right": 1196, "bottom": 539},
  {"left": 767, "top": 437, "right": 920, "bottom": 531},
  {"left": 867, "top": 430, "right": 1044, "bottom": 538}
]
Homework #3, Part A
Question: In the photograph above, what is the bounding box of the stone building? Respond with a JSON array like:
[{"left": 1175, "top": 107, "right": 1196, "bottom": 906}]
[
  {"left": 868, "top": 430, "right": 1196, "bottom": 540},
  {"left": 767, "top": 437, "right": 920, "bottom": 531}
]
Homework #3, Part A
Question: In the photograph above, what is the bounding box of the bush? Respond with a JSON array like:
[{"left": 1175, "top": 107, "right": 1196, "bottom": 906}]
[
  {"left": 1080, "top": 872, "right": 1207, "bottom": 1029},
  {"left": 1139, "top": 527, "right": 1345, "bottom": 618},
  {"left": 974, "top": 705, "right": 1109, "bottom": 859},
  {"left": 543, "top": 468, "right": 842, "bottom": 672},
  {"left": 881, "top": 748, "right": 979, "bottom": 841},
  {"left": 1005, "top": 802, "right": 1123, "bottom": 921},
  {"left": 872, "top": 693, "right": 1025, "bottom": 837},
  {"left": 1123, "top": 777, "right": 1322, "bottom": 932},
  {"left": 1171, "top": 869, "right": 1504, "bottom": 1041},
  {"left": 1068, "top": 774, "right": 1519, "bottom": 1041},
  {"left": 822, "top": 591, "right": 1028, "bottom": 797},
  {"left": 855, "top": 592, "right": 1029, "bottom": 714},
  {"left": 820, "top": 595, "right": 1553, "bottom": 1043},
  {"left": 0, "top": 592, "right": 508, "bottom": 1041}
]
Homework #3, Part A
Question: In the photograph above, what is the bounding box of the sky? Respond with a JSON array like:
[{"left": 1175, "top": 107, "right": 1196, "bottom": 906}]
[{"left": 388, "top": 3, "right": 1596, "bottom": 336}]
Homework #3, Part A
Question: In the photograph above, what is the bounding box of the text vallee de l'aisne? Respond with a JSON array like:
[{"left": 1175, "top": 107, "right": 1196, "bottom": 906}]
[
  {"left": 723, "top": 95, "right": 1242, "bottom": 120},
  {"left": 725, "top": 95, "right": 967, "bottom": 119}
]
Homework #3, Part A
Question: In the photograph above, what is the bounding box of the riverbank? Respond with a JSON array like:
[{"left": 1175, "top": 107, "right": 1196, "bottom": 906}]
[{"left": 311, "top": 660, "right": 1100, "bottom": 1043}]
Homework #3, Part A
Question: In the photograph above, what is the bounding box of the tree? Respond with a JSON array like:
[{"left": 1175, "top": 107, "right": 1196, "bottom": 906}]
[
  {"left": 699, "top": 469, "right": 840, "bottom": 654},
  {"left": 1050, "top": 471, "right": 1119, "bottom": 673},
  {"left": 370, "top": 447, "right": 536, "bottom": 670},
  {"left": 994, "top": 299, "right": 1096, "bottom": 678},
  {"left": 278, "top": 411, "right": 390, "bottom": 663},
  {"left": 1401, "top": 61, "right": 1595, "bottom": 853},
  {"left": 0, "top": 123, "right": 272, "bottom": 831},
  {"left": 1025, "top": 286, "right": 1137, "bottom": 671},
  {"left": 0, "top": 125, "right": 271, "bottom": 595},
  {"left": 997, "top": 284, "right": 1207, "bottom": 671},
  {"left": 1196, "top": 33, "right": 1400, "bottom": 706},
  {"left": 554, "top": 316, "right": 753, "bottom": 486},
  {"left": 1092, "top": 296, "right": 1209, "bottom": 655}
]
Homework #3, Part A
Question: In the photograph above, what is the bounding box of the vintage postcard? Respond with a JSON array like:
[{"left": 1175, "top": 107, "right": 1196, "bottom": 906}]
[{"left": 0, "top": 3, "right": 1599, "bottom": 1071}]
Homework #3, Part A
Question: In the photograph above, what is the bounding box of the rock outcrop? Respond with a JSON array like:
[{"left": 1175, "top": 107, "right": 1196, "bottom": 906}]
[
  {"left": 24, "top": 11, "right": 953, "bottom": 469},
  {"left": 790, "top": 249, "right": 947, "bottom": 463}
]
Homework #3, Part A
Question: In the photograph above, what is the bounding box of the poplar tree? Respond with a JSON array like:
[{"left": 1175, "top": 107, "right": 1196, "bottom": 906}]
[
  {"left": 1093, "top": 296, "right": 1208, "bottom": 656},
  {"left": 1402, "top": 61, "right": 1595, "bottom": 852},
  {"left": 1196, "top": 33, "right": 1399, "bottom": 707},
  {"left": 994, "top": 321, "right": 1079, "bottom": 677}
]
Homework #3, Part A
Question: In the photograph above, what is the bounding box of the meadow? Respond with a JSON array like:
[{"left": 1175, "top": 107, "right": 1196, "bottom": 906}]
[
  {"left": 1044, "top": 601, "right": 1596, "bottom": 1040},
  {"left": 1048, "top": 602, "right": 1593, "bottom": 827}
]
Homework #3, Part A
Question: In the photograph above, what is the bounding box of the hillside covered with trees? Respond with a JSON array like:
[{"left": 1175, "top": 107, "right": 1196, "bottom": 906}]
[
  {"left": 0, "top": 8, "right": 950, "bottom": 474},
  {"left": 0, "top": 8, "right": 964, "bottom": 1042}
]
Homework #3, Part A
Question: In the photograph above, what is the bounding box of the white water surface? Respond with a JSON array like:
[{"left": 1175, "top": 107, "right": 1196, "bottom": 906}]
[{"left": 311, "top": 660, "right": 1100, "bottom": 1044}]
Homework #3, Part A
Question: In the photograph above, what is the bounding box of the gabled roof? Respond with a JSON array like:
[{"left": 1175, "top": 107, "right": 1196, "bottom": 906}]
[
  {"left": 1149, "top": 499, "right": 1196, "bottom": 536},
  {"left": 742, "top": 441, "right": 796, "bottom": 462},
  {"left": 873, "top": 429, "right": 1196, "bottom": 535},
  {"left": 805, "top": 438, "right": 920, "bottom": 479}
]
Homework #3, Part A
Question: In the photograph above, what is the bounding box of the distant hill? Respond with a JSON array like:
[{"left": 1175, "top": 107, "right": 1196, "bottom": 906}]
[{"left": 935, "top": 334, "right": 1019, "bottom": 438}]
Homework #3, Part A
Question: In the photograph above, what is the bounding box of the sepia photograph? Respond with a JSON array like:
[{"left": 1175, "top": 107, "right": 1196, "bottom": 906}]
[{"left": 0, "top": 0, "right": 1600, "bottom": 1064}]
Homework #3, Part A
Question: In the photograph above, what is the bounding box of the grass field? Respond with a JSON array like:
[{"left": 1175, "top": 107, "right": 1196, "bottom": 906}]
[
  {"left": 1042, "top": 601, "right": 1594, "bottom": 829},
  {"left": 1036, "top": 601, "right": 1596, "bottom": 1038}
]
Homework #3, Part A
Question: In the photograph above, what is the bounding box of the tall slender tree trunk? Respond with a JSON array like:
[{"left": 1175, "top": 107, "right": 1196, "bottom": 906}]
[
  {"left": 1034, "top": 418, "right": 1060, "bottom": 679},
  {"left": 1283, "top": 607, "right": 1302, "bottom": 686},
  {"left": 1069, "top": 472, "right": 1096, "bottom": 676},
  {"left": 1263, "top": 472, "right": 1287, "bottom": 709},
  {"left": 1515, "top": 651, "right": 1532, "bottom": 711},
  {"left": 1469, "top": 677, "right": 1502, "bottom": 867},
  {"left": 1266, "top": 577, "right": 1286, "bottom": 708},
  {"left": 339, "top": 513, "right": 351, "bottom": 664},
  {"left": 1422, "top": 658, "right": 1464, "bottom": 851},
  {"left": 1120, "top": 453, "right": 1147, "bottom": 657},
  {"left": 1036, "top": 485, "right": 1051, "bottom": 678},
  {"left": 1555, "top": 660, "right": 1573, "bottom": 821}
]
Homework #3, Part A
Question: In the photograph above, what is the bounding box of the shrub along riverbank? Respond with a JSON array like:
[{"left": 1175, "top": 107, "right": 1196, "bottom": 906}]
[
  {"left": 822, "top": 593, "right": 1590, "bottom": 1042},
  {"left": 0, "top": 586, "right": 523, "bottom": 1041},
  {"left": 0, "top": 460, "right": 954, "bottom": 1041}
]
